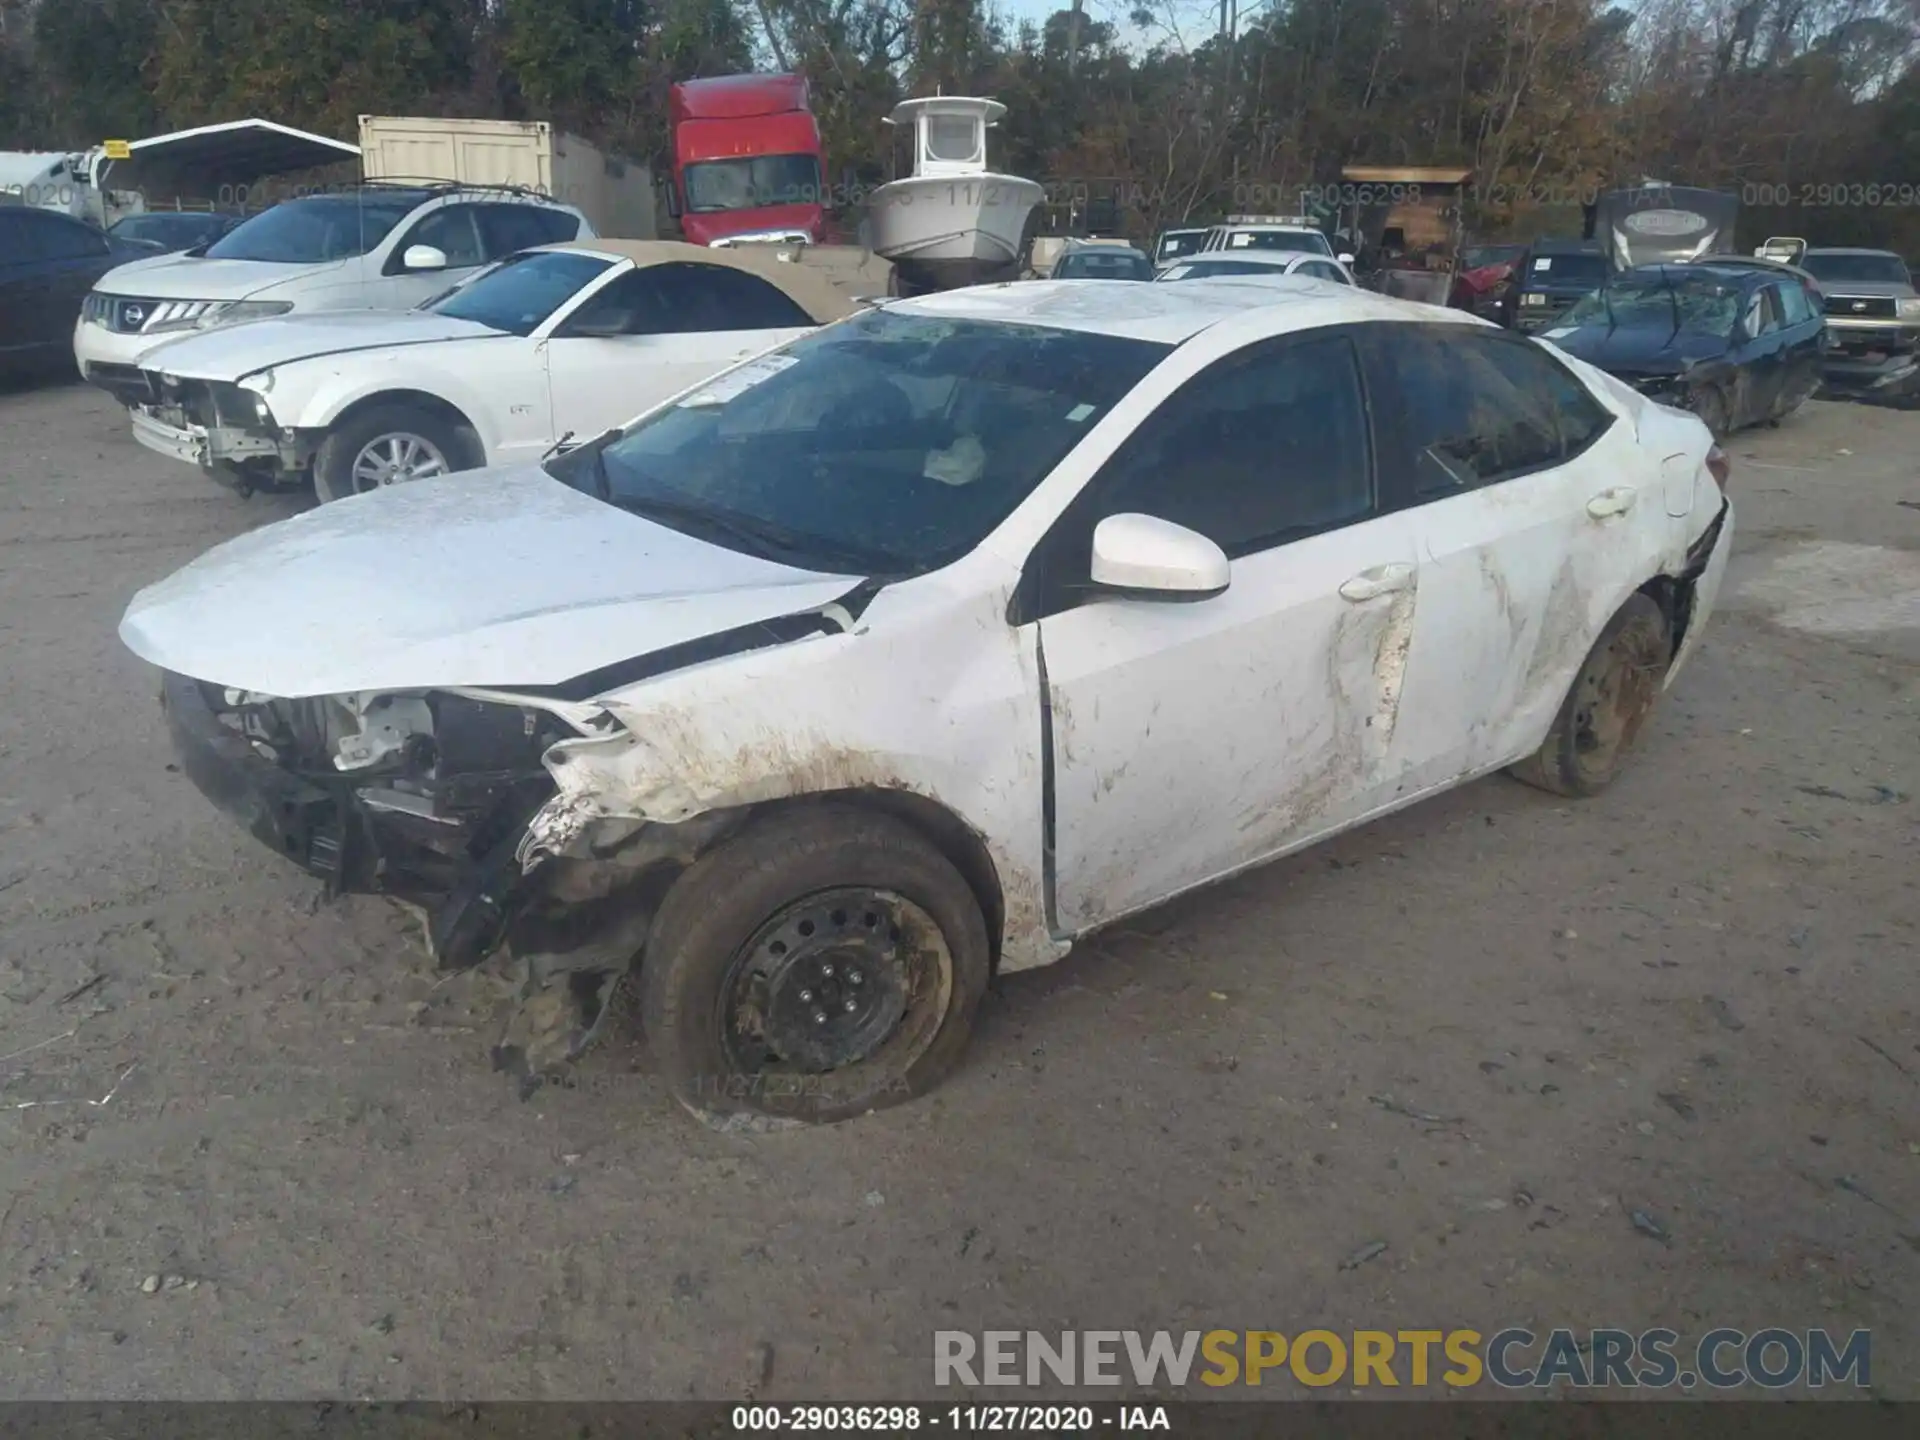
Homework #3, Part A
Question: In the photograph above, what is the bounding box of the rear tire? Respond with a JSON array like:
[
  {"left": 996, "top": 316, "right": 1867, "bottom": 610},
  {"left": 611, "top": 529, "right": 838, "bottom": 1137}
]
[
  {"left": 641, "top": 805, "right": 991, "bottom": 1127},
  {"left": 313, "top": 403, "right": 476, "bottom": 504},
  {"left": 1509, "top": 593, "right": 1671, "bottom": 798}
]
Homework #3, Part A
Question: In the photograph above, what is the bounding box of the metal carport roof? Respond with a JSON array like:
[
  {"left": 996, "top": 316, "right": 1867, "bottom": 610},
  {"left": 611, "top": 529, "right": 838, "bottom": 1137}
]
[{"left": 94, "top": 118, "right": 360, "bottom": 194}]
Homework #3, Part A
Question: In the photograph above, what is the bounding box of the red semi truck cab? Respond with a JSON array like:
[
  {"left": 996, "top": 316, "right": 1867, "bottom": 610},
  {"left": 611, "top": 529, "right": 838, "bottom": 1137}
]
[{"left": 668, "top": 73, "right": 827, "bottom": 245}]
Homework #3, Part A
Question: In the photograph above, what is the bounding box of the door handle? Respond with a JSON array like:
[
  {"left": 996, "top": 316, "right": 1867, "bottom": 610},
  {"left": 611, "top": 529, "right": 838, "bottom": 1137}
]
[
  {"left": 1338, "top": 562, "right": 1416, "bottom": 602},
  {"left": 1587, "top": 487, "right": 1636, "bottom": 519}
]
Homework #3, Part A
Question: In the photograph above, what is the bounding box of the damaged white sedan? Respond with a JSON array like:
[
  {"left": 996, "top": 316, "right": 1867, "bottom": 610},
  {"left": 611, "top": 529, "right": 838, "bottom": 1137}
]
[
  {"left": 119, "top": 277, "right": 1734, "bottom": 1126},
  {"left": 117, "top": 240, "right": 855, "bottom": 501}
]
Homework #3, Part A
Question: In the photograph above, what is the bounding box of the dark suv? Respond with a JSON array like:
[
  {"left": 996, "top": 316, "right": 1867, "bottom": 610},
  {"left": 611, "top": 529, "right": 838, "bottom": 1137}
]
[{"left": 1504, "top": 239, "right": 1610, "bottom": 331}]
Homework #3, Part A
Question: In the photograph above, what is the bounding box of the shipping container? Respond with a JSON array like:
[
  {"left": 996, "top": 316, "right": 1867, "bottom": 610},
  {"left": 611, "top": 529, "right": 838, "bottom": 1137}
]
[{"left": 357, "top": 116, "right": 656, "bottom": 239}]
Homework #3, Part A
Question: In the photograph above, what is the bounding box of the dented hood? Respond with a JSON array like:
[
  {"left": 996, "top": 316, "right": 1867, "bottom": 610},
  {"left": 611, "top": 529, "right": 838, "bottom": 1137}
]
[
  {"left": 119, "top": 465, "right": 862, "bottom": 699},
  {"left": 136, "top": 311, "right": 506, "bottom": 382}
]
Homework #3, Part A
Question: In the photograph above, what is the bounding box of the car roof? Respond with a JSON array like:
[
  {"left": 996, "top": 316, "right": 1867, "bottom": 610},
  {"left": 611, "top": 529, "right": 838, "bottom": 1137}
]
[
  {"left": 1528, "top": 237, "right": 1603, "bottom": 253},
  {"left": 1173, "top": 251, "right": 1306, "bottom": 268},
  {"left": 1694, "top": 254, "right": 1822, "bottom": 284},
  {"left": 539, "top": 238, "right": 859, "bottom": 324},
  {"left": 888, "top": 275, "right": 1464, "bottom": 344}
]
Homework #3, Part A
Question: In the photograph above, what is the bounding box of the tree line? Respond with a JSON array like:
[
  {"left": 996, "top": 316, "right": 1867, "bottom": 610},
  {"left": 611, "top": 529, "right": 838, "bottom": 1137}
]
[{"left": 2, "top": 0, "right": 1916, "bottom": 250}]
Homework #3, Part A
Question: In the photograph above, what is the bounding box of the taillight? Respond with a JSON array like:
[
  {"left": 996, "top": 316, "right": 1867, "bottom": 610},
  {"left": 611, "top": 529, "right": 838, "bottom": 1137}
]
[{"left": 1706, "top": 445, "right": 1731, "bottom": 493}]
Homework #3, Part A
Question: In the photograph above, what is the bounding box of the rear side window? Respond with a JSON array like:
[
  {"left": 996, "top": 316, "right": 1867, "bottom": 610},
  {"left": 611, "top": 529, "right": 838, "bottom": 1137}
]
[
  {"left": 1382, "top": 326, "right": 1608, "bottom": 495},
  {"left": 479, "top": 204, "right": 581, "bottom": 257},
  {"left": 1775, "top": 278, "right": 1816, "bottom": 326}
]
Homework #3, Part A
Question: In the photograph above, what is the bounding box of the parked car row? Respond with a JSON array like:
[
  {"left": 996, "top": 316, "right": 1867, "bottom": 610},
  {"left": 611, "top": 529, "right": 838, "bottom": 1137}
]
[{"left": 103, "top": 262, "right": 1736, "bottom": 1126}]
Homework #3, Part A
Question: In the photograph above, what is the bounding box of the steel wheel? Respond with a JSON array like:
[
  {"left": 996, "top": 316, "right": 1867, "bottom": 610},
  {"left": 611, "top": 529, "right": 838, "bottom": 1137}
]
[
  {"left": 350, "top": 432, "right": 451, "bottom": 492},
  {"left": 1508, "top": 593, "right": 1671, "bottom": 798},
  {"left": 718, "top": 887, "right": 953, "bottom": 1082},
  {"left": 1567, "top": 620, "right": 1665, "bottom": 788}
]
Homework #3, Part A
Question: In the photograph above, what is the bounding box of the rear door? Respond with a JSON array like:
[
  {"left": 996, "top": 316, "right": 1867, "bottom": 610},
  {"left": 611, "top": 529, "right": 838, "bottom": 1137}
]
[
  {"left": 1735, "top": 283, "right": 1787, "bottom": 425},
  {"left": 1361, "top": 324, "right": 1648, "bottom": 786},
  {"left": 1770, "top": 276, "right": 1824, "bottom": 411},
  {"left": 542, "top": 261, "right": 817, "bottom": 439},
  {"left": 1020, "top": 327, "right": 1425, "bottom": 930}
]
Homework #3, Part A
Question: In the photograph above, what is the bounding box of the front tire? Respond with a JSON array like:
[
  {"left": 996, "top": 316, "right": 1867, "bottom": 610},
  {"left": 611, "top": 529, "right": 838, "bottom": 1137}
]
[
  {"left": 641, "top": 805, "right": 991, "bottom": 1127},
  {"left": 313, "top": 403, "right": 475, "bottom": 504},
  {"left": 1509, "top": 593, "right": 1671, "bottom": 797}
]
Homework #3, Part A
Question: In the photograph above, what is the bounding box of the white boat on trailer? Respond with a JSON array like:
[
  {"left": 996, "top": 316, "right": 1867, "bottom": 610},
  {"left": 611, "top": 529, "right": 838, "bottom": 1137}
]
[{"left": 865, "top": 96, "right": 1043, "bottom": 294}]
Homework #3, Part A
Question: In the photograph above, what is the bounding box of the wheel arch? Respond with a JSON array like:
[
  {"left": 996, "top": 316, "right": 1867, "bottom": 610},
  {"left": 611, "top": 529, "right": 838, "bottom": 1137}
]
[
  {"left": 736, "top": 787, "right": 1009, "bottom": 973},
  {"left": 321, "top": 389, "right": 486, "bottom": 468}
]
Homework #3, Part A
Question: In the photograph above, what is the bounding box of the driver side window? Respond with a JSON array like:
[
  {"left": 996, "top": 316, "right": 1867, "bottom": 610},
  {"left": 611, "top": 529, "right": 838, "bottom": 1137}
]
[
  {"left": 391, "top": 205, "right": 484, "bottom": 270},
  {"left": 557, "top": 270, "right": 661, "bottom": 336},
  {"left": 1745, "top": 287, "right": 1781, "bottom": 335},
  {"left": 1015, "top": 331, "right": 1376, "bottom": 622}
]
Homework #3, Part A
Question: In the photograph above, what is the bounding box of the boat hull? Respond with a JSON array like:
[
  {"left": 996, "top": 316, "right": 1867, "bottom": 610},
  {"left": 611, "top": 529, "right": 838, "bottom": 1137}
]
[{"left": 866, "top": 174, "right": 1044, "bottom": 291}]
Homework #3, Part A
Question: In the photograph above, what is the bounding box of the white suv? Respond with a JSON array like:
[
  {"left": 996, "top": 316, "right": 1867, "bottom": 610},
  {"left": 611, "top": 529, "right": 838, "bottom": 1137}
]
[{"left": 75, "top": 185, "right": 592, "bottom": 402}]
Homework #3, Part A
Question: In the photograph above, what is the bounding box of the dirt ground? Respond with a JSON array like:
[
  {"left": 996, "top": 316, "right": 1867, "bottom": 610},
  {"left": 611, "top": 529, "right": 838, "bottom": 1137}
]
[{"left": 0, "top": 378, "right": 1915, "bottom": 1403}]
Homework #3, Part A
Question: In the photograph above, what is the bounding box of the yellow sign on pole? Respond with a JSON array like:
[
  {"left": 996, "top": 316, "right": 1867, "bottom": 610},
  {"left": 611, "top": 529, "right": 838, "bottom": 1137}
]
[{"left": 103, "top": 140, "right": 132, "bottom": 160}]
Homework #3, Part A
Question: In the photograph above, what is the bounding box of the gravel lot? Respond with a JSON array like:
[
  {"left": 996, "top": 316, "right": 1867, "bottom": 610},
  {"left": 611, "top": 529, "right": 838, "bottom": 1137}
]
[{"left": 1, "top": 377, "right": 1916, "bottom": 1402}]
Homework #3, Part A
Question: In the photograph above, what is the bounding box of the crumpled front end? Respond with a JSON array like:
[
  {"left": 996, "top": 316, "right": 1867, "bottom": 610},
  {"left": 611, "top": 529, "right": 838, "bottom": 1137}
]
[
  {"left": 162, "top": 672, "right": 570, "bottom": 963},
  {"left": 129, "top": 371, "right": 310, "bottom": 492}
]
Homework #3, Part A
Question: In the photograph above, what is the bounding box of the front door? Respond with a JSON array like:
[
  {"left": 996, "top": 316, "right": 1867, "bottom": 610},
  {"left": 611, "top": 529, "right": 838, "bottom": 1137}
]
[
  {"left": 363, "top": 203, "right": 492, "bottom": 311},
  {"left": 1020, "top": 329, "right": 1421, "bottom": 932},
  {"left": 542, "top": 261, "right": 818, "bottom": 439}
]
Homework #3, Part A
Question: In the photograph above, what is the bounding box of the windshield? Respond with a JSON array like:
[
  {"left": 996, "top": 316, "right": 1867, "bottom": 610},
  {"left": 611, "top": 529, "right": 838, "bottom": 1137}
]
[
  {"left": 1055, "top": 250, "right": 1153, "bottom": 281},
  {"left": 110, "top": 213, "right": 225, "bottom": 246},
  {"left": 1801, "top": 252, "right": 1910, "bottom": 286},
  {"left": 1156, "top": 230, "right": 1207, "bottom": 262},
  {"left": 684, "top": 155, "right": 823, "bottom": 214},
  {"left": 430, "top": 250, "right": 614, "bottom": 335},
  {"left": 205, "top": 192, "right": 427, "bottom": 264},
  {"left": 1158, "top": 259, "right": 1286, "bottom": 280},
  {"left": 1561, "top": 276, "right": 1741, "bottom": 334},
  {"left": 548, "top": 309, "right": 1171, "bottom": 575},
  {"left": 1524, "top": 252, "right": 1608, "bottom": 286},
  {"left": 1224, "top": 230, "right": 1330, "bottom": 255}
]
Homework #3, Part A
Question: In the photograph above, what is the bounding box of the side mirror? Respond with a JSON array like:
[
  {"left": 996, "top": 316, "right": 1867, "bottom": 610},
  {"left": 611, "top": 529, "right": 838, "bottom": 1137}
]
[
  {"left": 664, "top": 182, "right": 682, "bottom": 220},
  {"left": 1337, "top": 252, "right": 1355, "bottom": 265},
  {"left": 563, "top": 309, "right": 636, "bottom": 339},
  {"left": 402, "top": 244, "right": 448, "bottom": 272},
  {"left": 1089, "top": 514, "right": 1229, "bottom": 601}
]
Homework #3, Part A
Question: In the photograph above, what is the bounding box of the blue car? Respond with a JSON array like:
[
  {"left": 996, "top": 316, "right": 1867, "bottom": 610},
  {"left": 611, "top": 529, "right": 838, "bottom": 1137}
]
[{"left": 1536, "top": 260, "right": 1826, "bottom": 437}]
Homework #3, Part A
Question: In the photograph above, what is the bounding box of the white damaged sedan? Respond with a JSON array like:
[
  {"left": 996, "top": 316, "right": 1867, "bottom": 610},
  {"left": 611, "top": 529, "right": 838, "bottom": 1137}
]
[
  {"left": 118, "top": 239, "right": 856, "bottom": 501},
  {"left": 120, "top": 277, "right": 1734, "bottom": 1126}
]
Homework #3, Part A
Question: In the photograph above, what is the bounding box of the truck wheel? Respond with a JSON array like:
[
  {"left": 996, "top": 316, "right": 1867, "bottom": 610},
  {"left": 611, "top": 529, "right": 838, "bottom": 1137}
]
[
  {"left": 1509, "top": 593, "right": 1671, "bottom": 798},
  {"left": 314, "top": 404, "right": 475, "bottom": 504},
  {"left": 641, "top": 805, "right": 991, "bottom": 1128}
]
